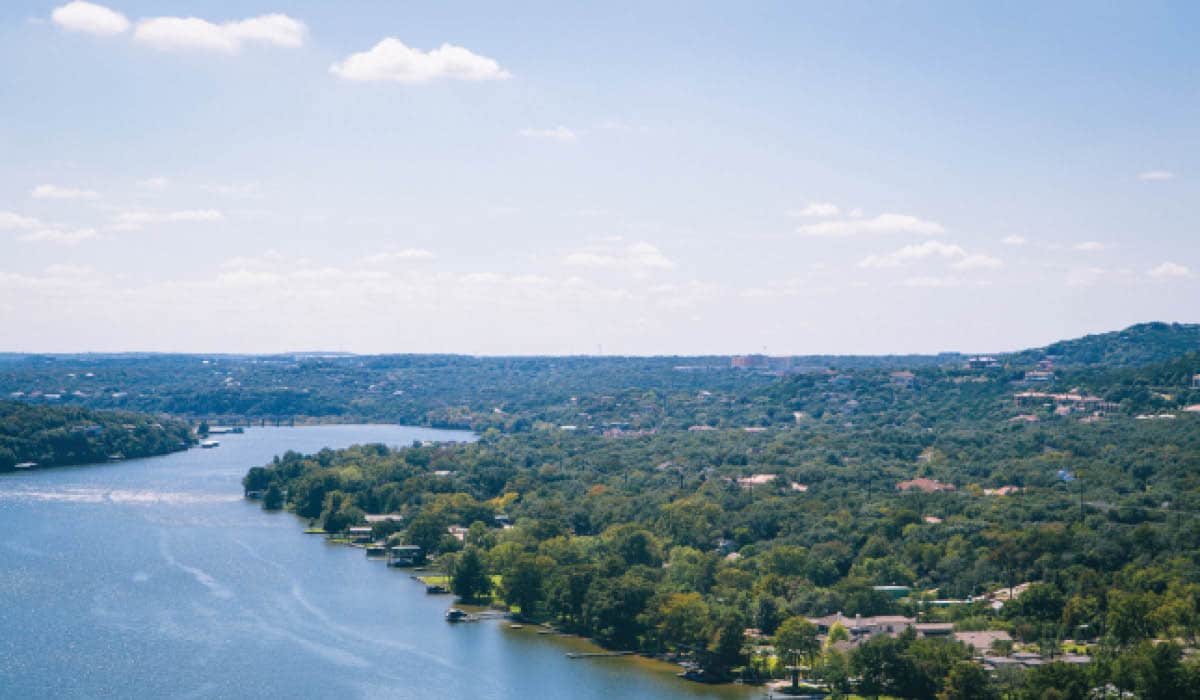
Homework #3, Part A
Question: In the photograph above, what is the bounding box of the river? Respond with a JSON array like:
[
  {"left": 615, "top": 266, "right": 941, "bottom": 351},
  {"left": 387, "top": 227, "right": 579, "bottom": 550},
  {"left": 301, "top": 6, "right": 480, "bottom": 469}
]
[{"left": 0, "top": 425, "right": 758, "bottom": 699}]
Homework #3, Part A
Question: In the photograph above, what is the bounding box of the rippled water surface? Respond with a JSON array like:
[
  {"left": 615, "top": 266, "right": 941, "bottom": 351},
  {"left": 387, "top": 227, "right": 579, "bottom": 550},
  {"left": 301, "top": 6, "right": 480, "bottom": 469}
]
[{"left": 0, "top": 425, "right": 756, "bottom": 699}]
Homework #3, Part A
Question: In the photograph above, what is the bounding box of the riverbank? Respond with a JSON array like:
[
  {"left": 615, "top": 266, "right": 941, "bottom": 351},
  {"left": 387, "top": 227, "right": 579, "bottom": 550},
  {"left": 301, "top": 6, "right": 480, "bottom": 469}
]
[
  {"left": 2, "top": 425, "right": 760, "bottom": 699},
  {"left": 306, "top": 524, "right": 761, "bottom": 695}
]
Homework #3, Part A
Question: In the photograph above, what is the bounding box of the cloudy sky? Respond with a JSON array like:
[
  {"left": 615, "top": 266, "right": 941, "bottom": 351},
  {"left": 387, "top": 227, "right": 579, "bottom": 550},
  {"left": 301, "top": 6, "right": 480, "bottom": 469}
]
[{"left": 1, "top": 1, "right": 1196, "bottom": 355}]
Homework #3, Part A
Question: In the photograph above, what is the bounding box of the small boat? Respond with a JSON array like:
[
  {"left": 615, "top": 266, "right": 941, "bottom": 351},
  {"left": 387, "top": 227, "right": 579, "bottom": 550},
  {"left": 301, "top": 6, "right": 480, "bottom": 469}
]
[
  {"left": 14, "top": 462, "right": 37, "bottom": 470},
  {"left": 199, "top": 440, "right": 220, "bottom": 449},
  {"left": 445, "top": 608, "right": 477, "bottom": 622},
  {"left": 426, "top": 584, "right": 450, "bottom": 594},
  {"left": 509, "top": 624, "right": 524, "bottom": 629}
]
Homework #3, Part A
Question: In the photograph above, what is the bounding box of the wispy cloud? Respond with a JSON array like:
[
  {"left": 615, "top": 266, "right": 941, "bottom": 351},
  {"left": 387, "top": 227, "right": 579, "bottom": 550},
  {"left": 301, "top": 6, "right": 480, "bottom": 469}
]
[
  {"left": 19, "top": 228, "right": 98, "bottom": 245},
  {"left": 951, "top": 253, "right": 1003, "bottom": 270},
  {"left": 0, "top": 211, "right": 43, "bottom": 230},
  {"left": 903, "top": 276, "right": 966, "bottom": 288},
  {"left": 330, "top": 38, "right": 510, "bottom": 83},
  {"left": 788, "top": 202, "right": 840, "bottom": 218},
  {"left": 203, "top": 182, "right": 262, "bottom": 199},
  {"left": 1137, "top": 170, "right": 1174, "bottom": 181},
  {"left": 31, "top": 184, "right": 100, "bottom": 200},
  {"left": 1073, "top": 241, "right": 1109, "bottom": 252},
  {"left": 111, "top": 209, "right": 224, "bottom": 230},
  {"left": 519, "top": 126, "right": 578, "bottom": 143},
  {"left": 796, "top": 212, "right": 945, "bottom": 237},
  {"left": 1002, "top": 235, "right": 1027, "bottom": 246},
  {"left": 565, "top": 241, "right": 675, "bottom": 273},
  {"left": 858, "top": 240, "right": 965, "bottom": 269},
  {"left": 137, "top": 177, "right": 169, "bottom": 191},
  {"left": 362, "top": 249, "right": 435, "bottom": 264},
  {"left": 1148, "top": 262, "right": 1192, "bottom": 278},
  {"left": 1065, "top": 266, "right": 1108, "bottom": 288}
]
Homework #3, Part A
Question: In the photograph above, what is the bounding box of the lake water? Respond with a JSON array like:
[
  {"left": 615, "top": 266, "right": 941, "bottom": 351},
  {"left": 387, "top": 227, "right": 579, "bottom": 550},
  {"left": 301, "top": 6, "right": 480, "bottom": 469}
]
[{"left": 0, "top": 425, "right": 757, "bottom": 699}]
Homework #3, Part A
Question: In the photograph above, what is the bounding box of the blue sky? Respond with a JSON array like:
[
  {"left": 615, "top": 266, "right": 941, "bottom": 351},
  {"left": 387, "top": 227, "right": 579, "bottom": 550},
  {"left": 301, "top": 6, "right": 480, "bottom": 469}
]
[{"left": 1, "top": 1, "right": 1197, "bottom": 354}]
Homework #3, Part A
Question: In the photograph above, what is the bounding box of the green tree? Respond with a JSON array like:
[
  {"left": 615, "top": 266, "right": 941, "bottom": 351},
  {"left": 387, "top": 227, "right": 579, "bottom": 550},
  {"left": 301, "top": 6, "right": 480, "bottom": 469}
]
[
  {"left": 451, "top": 547, "right": 492, "bottom": 602},
  {"left": 501, "top": 553, "right": 552, "bottom": 618},
  {"left": 262, "top": 483, "right": 284, "bottom": 510},
  {"left": 1017, "top": 662, "right": 1090, "bottom": 700},
  {"left": 406, "top": 511, "right": 449, "bottom": 555},
  {"left": 827, "top": 620, "right": 850, "bottom": 645},
  {"left": 754, "top": 595, "right": 784, "bottom": 636},
  {"left": 656, "top": 592, "right": 709, "bottom": 650},
  {"left": 705, "top": 612, "right": 746, "bottom": 680},
  {"left": 938, "top": 661, "right": 997, "bottom": 700},
  {"left": 774, "top": 616, "right": 820, "bottom": 668},
  {"left": 1107, "top": 589, "right": 1156, "bottom": 646}
]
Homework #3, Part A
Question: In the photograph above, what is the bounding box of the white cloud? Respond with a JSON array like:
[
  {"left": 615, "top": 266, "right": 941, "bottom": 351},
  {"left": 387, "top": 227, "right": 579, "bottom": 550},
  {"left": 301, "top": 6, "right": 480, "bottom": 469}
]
[
  {"left": 112, "top": 209, "right": 224, "bottom": 230},
  {"left": 796, "top": 212, "right": 945, "bottom": 237},
  {"left": 903, "top": 276, "right": 963, "bottom": 288},
  {"left": 1148, "top": 262, "right": 1192, "bottom": 278},
  {"left": 565, "top": 241, "right": 675, "bottom": 272},
  {"left": 950, "top": 253, "right": 1003, "bottom": 270},
  {"left": 789, "top": 202, "right": 840, "bottom": 218},
  {"left": 362, "top": 249, "right": 435, "bottom": 264},
  {"left": 137, "top": 177, "right": 169, "bottom": 191},
  {"left": 858, "top": 239, "right": 1002, "bottom": 274},
  {"left": 31, "top": 184, "right": 100, "bottom": 200},
  {"left": 330, "top": 38, "right": 511, "bottom": 83},
  {"left": 0, "top": 211, "right": 42, "bottom": 229},
  {"left": 1073, "top": 241, "right": 1108, "bottom": 252},
  {"left": 1065, "top": 266, "right": 1107, "bottom": 288},
  {"left": 51, "top": 1, "right": 129, "bottom": 36},
  {"left": 134, "top": 14, "right": 306, "bottom": 53},
  {"left": 858, "top": 240, "right": 966, "bottom": 269},
  {"left": 203, "top": 182, "right": 262, "bottom": 199},
  {"left": 1002, "top": 235, "right": 1027, "bottom": 246},
  {"left": 1137, "top": 170, "right": 1174, "bottom": 181},
  {"left": 519, "top": 126, "right": 578, "bottom": 143},
  {"left": 19, "top": 228, "right": 98, "bottom": 245}
]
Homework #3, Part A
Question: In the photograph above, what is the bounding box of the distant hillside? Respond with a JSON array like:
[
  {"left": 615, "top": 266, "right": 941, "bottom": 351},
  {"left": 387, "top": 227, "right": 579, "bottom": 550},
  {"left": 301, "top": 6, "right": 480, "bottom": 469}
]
[
  {"left": 0, "top": 401, "right": 194, "bottom": 472},
  {"left": 1008, "top": 322, "right": 1200, "bottom": 368}
]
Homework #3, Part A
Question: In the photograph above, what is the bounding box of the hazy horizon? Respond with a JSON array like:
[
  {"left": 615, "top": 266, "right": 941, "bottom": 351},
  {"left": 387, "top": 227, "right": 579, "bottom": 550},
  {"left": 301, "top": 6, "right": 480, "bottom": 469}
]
[
  {"left": 0, "top": 318, "right": 1186, "bottom": 359},
  {"left": 3, "top": 2, "right": 1197, "bottom": 355}
]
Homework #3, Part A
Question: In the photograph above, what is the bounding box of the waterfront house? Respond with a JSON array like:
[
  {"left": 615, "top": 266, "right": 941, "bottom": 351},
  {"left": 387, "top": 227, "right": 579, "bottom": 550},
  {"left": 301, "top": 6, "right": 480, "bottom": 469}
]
[
  {"left": 347, "top": 526, "right": 374, "bottom": 544},
  {"left": 388, "top": 545, "right": 422, "bottom": 566},
  {"left": 914, "top": 623, "right": 954, "bottom": 637},
  {"left": 966, "top": 356, "right": 1000, "bottom": 370},
  {"left": 807, "top": 613, "right": 915, "bottom": 638},
  {"left": 955, "top": 630, "right": 1012, "bottom": 655}
]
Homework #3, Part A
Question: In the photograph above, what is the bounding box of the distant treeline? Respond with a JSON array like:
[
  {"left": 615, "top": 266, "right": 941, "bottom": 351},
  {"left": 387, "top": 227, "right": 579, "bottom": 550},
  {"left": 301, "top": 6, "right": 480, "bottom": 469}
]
[
  {"left": 1, "top": 323, "right": 1198, "bottom": 432},
  {"left": 0, "top": 401, "right": 194, "bottom": 472}
]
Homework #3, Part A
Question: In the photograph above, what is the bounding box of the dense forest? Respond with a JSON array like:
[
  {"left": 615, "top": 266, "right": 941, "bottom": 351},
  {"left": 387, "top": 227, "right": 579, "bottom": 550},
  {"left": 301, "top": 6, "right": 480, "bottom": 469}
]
[
  {"left": 2, "top": 323, "right": 1198, "bottom": 432},
  {"left": 0, "top": 400, "right": 194, "bottom": 472},
  {"left": 236, "top": 324, "right": 1200, "bottom": 699}
]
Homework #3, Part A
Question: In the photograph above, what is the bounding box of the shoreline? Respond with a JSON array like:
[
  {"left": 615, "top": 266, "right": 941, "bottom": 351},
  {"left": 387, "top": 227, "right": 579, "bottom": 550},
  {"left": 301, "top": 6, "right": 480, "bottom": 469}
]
[{"left": 287, "top": 508, "right": 760, "bottom": 697}]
